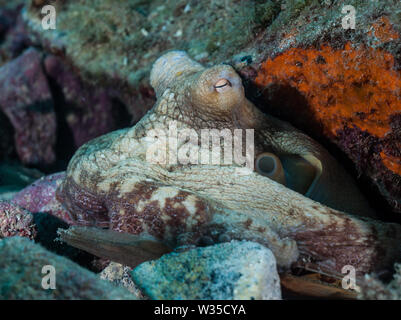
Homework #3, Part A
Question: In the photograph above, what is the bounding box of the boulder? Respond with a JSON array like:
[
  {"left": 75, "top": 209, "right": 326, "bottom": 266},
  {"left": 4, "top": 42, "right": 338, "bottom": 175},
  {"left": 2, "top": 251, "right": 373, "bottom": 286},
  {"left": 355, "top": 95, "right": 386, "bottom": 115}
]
[
  {"left": 132, "top": 241, "right": 281, "bottom": 300},
  {"left": 0, "top": 48, "right": 56, "bottom": 165},
  {"left": 0, "top": 237, "right": 136, "bottom": 299}
]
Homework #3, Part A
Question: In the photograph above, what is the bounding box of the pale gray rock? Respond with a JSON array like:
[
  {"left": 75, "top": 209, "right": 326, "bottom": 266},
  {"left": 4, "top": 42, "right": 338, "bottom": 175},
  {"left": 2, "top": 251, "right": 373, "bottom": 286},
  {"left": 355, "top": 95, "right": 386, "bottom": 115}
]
[
  {"left": 0, "top": 237, "right": 136, "bottom": 300},
  {"left": 132, "top": 240, "right": 281, "bottom": 300},
  {"left": 100, "top": 262, "right": 146, "bottom": 299}
]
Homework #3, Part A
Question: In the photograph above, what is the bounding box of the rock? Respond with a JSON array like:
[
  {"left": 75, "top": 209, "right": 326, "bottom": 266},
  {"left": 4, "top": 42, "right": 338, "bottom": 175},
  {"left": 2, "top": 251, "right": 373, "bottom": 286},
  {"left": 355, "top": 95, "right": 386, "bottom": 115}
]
[
  {"left": 359, "top": 263, "right": 401, "bottom": 300},
  {"left": 0, "top": 191, "right": 86, "bottom": 256},
  {"left": 0, "top": 201, "right": 36, "bottom": 239},
  {"left": 43, "top": 54, "right": 132, "bottom": 151},
  {"left": 12, "top": 172, "right": 74, "bottom": 225},
  {"left": 0, "top": 162, "right": 43, "bottom": 187},
  {"left": 0, "top": 237, "right": 136, "bottom": 299},
  {"left": 0, "top": 1, "right": 31, "bottom": 68},
  {"left": 23, "top": 0, "right": 261, "bottom": 84},
  {"left": 1, "top": 4, "right": 133, "bottom": 164},
  {"left": 100, "top": 262, "right": 146, "bottom": 299},
  {"left": 132, "top": 241, "right": 281, "bottom": 300},
  {"left": 22, "top": 0, "right": 265, "bottom": 121},
  {"left": 0, "top": 13, "right": 31, "bottom": 65},
  {"left": 0, "top": 1, "right": 23, "bottom": 40},
  {"left": 250, "top": 1, "right": 401, "bottom": 214},
  {"left": 0, "top": 48, "right": 56, "bottom": 166},
  {"left": 0, "top": 188, "right": 17, "bottom": 201},
  {"left": 0, "top": 162, "right": 43, "bottom": 200},
  {"left": 8, "top": 173, "right": 101, "bottom": 268},
  {"left": 0, "top": 199, "right": 96, "bottom": 269}
]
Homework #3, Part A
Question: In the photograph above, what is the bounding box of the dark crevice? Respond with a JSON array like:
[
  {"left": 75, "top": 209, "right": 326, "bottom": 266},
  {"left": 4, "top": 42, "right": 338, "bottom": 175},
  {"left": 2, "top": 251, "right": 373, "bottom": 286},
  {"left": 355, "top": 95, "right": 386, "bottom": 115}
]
[
  {"left": 111, "top": 97, "right": 133, "bottom": 130},
  {"left": 42, "top": 60, "right": 76, "bottom": 173},
  {"left": 33, "top": 212, "right": 99, "bottom": 272},
  {"left": 0, "top": 110, "right": 16, "bottom": 161}
]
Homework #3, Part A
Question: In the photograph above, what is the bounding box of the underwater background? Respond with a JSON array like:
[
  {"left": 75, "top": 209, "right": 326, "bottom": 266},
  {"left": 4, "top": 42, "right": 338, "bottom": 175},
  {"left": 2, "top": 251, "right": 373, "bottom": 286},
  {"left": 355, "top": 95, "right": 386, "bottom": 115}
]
[{"left": 0, "top": 0, "right": 401, "bottom": 300}]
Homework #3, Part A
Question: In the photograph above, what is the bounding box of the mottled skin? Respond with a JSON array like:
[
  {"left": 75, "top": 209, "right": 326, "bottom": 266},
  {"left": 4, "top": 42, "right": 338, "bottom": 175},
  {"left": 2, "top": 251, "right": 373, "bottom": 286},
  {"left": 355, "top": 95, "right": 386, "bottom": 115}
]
[{"left": 58, "top": 51, "right": 401, "bottom": 275}]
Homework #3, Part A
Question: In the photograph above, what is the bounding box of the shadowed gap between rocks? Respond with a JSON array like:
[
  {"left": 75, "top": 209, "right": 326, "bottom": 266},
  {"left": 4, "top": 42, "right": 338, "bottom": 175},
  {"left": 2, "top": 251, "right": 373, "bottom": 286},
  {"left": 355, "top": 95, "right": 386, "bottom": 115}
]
[
  {"left": 33, "top": 212, "right": 101, "bottom": 272},
  {"left": 42, "top": 57, "right": 133, "bottom": 173},
  {"left": 0, "top": 110, "right": 16, "bottom": 160},
  {"left": 41, "top": 58, "right": 76, "bottom": 173}
]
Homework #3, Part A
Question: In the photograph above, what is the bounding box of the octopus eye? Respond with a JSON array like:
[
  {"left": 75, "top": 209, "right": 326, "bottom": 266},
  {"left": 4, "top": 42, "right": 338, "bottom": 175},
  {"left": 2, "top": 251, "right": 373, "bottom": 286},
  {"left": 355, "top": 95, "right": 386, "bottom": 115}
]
[
  {"left": 255, "top": 152, "right": 286, "bottom": 186},
  {"left": 214, "top": 78, "right": 231, "bottom": 92}
]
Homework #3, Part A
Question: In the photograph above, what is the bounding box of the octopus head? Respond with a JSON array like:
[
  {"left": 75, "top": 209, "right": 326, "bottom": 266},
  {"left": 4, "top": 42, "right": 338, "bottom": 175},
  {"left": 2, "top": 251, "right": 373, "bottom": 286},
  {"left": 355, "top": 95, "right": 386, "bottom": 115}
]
[
  {"left": 190, "top": 64, "right": 245, "bottom": 117},
  {"left": 150, "top": 51, "right": 245, "bottom": 119}
]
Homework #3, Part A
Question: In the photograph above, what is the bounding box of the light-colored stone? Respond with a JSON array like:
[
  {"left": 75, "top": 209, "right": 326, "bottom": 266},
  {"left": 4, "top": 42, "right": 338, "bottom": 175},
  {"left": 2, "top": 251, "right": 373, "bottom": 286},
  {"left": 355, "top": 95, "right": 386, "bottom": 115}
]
[
  {"left": 0, "top": 237, "right": 136, "bottom": 300},
  {"left": 100, "top": 262, "right": 146, "bottom": 299},
  {"left": 132, "top": 240, "right": 281, "bottom": 300}
]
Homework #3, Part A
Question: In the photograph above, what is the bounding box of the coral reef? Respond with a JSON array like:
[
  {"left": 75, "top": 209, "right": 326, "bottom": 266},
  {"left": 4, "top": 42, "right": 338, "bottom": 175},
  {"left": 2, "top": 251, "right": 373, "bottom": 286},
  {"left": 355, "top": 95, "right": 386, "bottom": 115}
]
[
  {"left": 132, "top": 240, "right": 282, "bottom": 300},
  {"left": 0, "top": 162, "right": 43, "bottom": 200},
  {"left": 0, "top": 237, "right": 136, "bottom": 299}
]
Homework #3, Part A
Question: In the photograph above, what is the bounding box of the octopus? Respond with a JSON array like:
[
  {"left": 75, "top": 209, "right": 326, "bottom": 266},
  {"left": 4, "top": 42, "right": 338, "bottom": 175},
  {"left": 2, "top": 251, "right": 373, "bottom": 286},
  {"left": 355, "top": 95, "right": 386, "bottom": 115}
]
[{"left": 57, "top": 51, "right": 401, "bottom": 277}]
